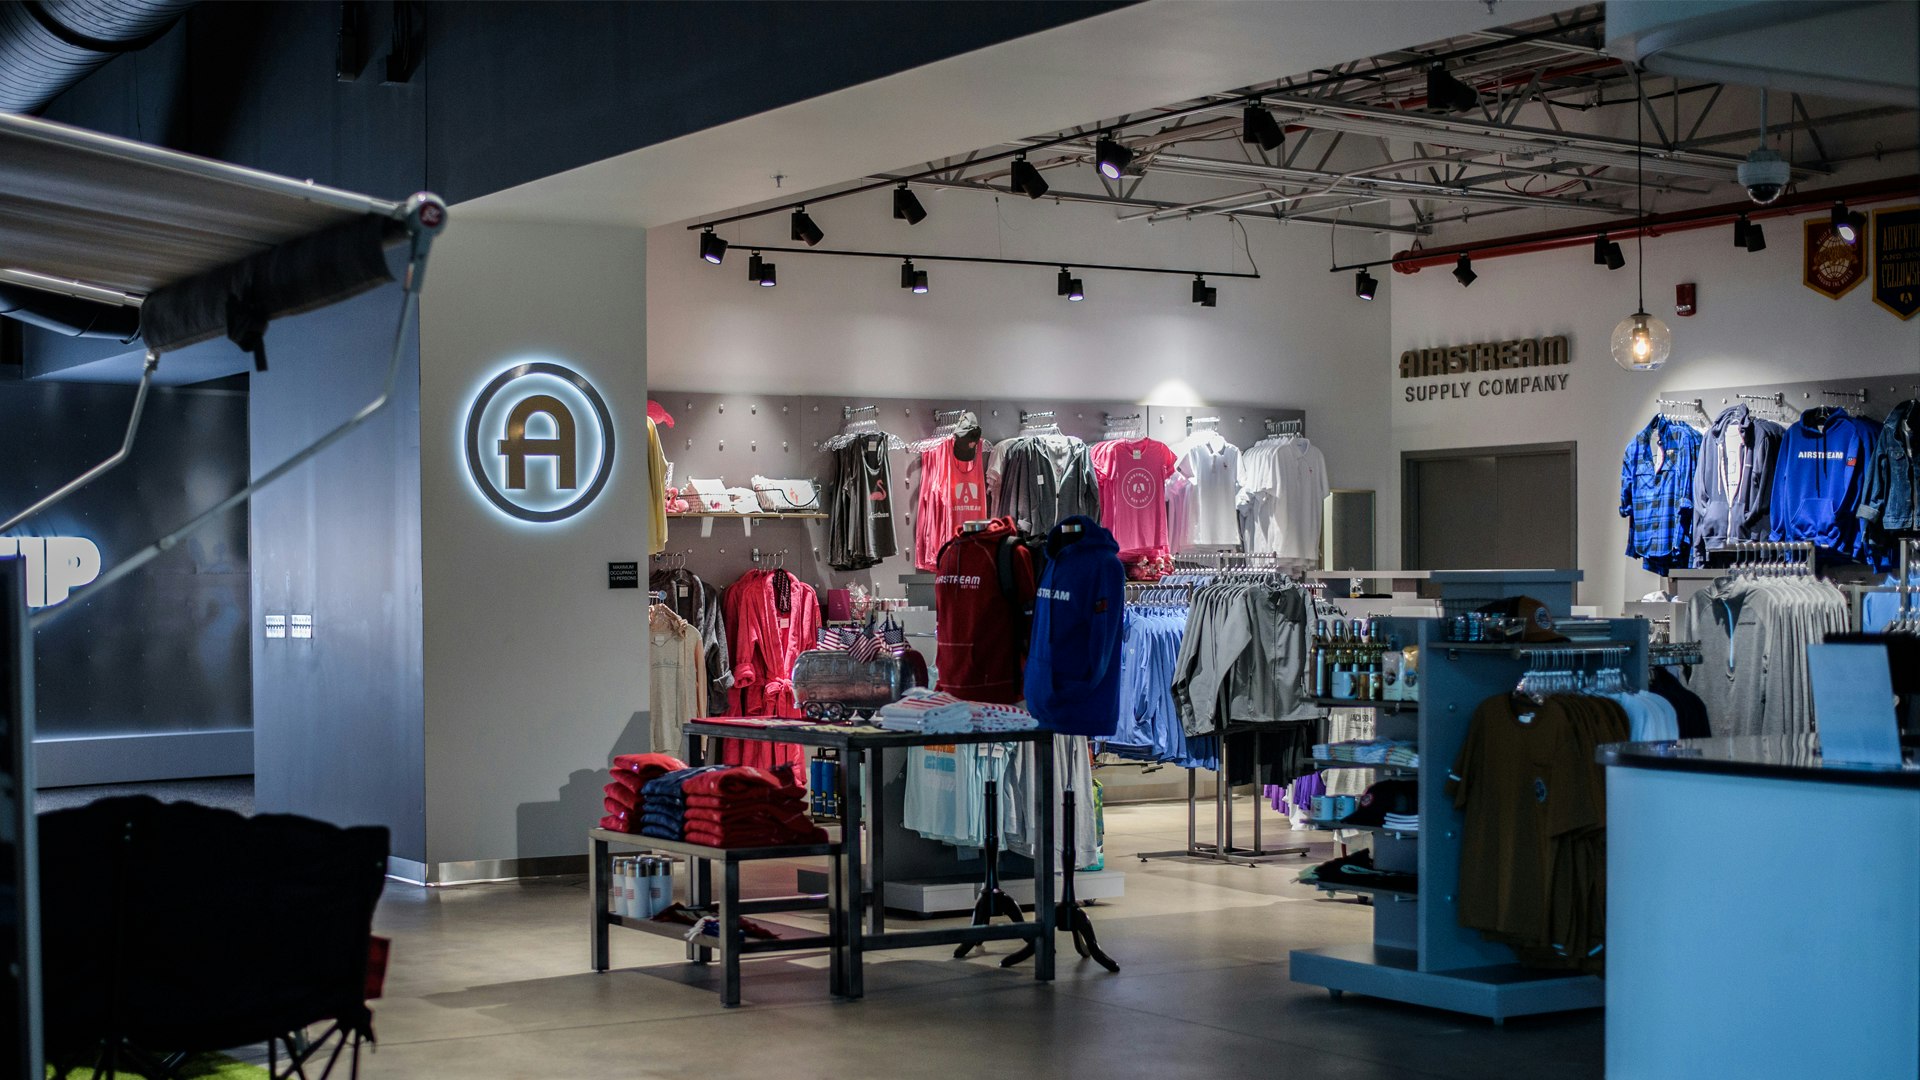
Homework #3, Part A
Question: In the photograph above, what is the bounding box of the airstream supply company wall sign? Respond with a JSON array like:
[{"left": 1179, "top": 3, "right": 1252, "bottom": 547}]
[
  {"left": 1399, "top": 335, "right": 1571, "bottom": 403},
  {"left": 466, "top": 362, "right": 615, "bottom": 523}
]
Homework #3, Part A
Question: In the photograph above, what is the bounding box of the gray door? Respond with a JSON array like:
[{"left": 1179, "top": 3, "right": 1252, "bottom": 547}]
[{"left": 1403, "top": 443, "right": 1576, "bottom": 571}]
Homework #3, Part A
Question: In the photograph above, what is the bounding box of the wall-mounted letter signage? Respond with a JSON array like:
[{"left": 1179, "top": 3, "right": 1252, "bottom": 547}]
[
  {"left": 465, "top": 362, "right": 616, "bottom": 523},
  {"left": 0, "top": 535, "right": 101, "bottom": 608},
  {"left": 1397, "top": 336, "right": 1570, "bottom": 378},
  {"left": 1872, "top": 205, "right": 1919, "bottom": 321}
]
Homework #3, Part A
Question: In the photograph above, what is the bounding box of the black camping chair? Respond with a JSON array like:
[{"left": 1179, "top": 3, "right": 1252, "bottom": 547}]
[{"left": 38, "top": 796, "right": 389, "bottom": 1079}]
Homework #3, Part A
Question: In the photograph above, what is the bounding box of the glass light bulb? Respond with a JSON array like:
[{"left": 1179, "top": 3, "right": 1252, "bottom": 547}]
[
  {"left": 1612, "top": 310, "right": 1672, "bottom": 371},
  {"left": 1632, "top": 331, "right": 1651, "bottom": 359}
]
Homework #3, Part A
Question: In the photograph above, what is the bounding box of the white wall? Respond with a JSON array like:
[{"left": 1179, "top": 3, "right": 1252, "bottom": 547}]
[
  {"left": 418, "top": 217, "right": 650, "bottom": 868},
  {"left": 1389, "top": 206, "right": 1920, "bottom": 610},
  {"left": 648, "top": 186, "right": 1397, "bottom": 529}
]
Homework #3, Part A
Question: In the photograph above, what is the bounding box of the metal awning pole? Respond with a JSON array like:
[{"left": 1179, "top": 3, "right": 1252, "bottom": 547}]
[
  {"left": 0, "top": 351, "right": 158, "bottom": 535},
  {"left": 31, "top": 197, "right": 445, "bottom": 630}
]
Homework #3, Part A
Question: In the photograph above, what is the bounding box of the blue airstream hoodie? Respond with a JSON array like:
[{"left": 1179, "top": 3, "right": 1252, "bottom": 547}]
[
  {"left": 1770, "top": 407, "right": 1878, "bottom": 557},
  {"left": 1024, "top": 516, "right": 1125, "bottom": 737}
]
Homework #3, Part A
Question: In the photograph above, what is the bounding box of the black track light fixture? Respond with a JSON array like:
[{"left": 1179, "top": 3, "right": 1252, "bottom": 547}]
[
  {"left": 748, "top": 252, "right": 765, "bottom": 283},
  {"left": 1190, "top": 276, "right": 1217, "bottom": 307},
  {"left": 1593, "top": 233, "right": 1625, "bottom": 270},
  {"left": 756, "top": 257, "right": 777, "bottom": 287},
  {"left": 1425, "top": 62, "right": 1480, "bottom": 113},
  {"left": 893, "top": 183, "right": 928, "bottom": 225},
  {"left": 899, "top": 259, "right": 928, "bottom": 293},
  {"left": 1452, "top": 252, "right": 1477, "bottom": 287},
  {"left": 1832, "top": 201, "right": 1866, "bottom": 244},
  {"left": 1057, "top": 267, "right": 1084, "bottom": 302},
  {"left": 1733, "top": 214, "right": 1751, "bottom": 248},
  {"left": 1242, "top": 106, "right": 1286, "bottom": 152},
  {"left": 1009, "top": 154, "right": 1050, "bottom": 200},
  {"left": 791, "top": 207, "right": 824, "bottom": 247},
  {"left": 1094, "top": 136, "right": 1134, "bottom": 180},
  {"left": 1355, "top": 269, "right": 1378, "bottom": 301},
  {"left": 699, "top": 228, "right": 727, "bottom": 265},
  {"left": 1745, "top": 219, "right": 1767, "bottom": 253},
  {"left": 911, "top": 269, "right": 929, "bottom": 294}
]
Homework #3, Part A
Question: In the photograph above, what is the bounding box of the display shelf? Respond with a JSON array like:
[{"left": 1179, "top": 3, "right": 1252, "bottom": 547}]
[
  {"left": 1288, "top": 611, "right": 1644, "bottom": 1024},
  {"left": 1302, "top": 820, "right": 1419, "bottom": 839},
  {"left": 1305, "top": 880, "right": 1418, "bottom": 901},
  {"left": 1312, "top": 696, "right": 1416, "bottom": 712}
]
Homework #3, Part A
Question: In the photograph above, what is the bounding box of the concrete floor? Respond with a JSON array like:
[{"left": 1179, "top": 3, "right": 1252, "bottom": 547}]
[{"left": 361, "top": 800, "right": 1603, "bottom": 1079}]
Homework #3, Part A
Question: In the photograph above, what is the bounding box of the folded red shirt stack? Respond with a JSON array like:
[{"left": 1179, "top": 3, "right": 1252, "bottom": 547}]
[
  {"left": 599, "top": 752, "right": 687, "bottom": 833},
  {"left": 680, "top": 766, "right": 829, "bottom": 848}
]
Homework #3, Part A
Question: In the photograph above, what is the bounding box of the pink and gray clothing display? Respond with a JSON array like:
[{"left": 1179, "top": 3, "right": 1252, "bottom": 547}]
[
  {"left": 913, "top": 430, "right": 998, "bottom": 571},
  {"left": 990, "top": 433, "right": 1100, "bottom": 536}
]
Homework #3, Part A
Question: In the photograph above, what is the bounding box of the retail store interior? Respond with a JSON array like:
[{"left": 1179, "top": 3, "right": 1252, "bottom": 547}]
[{"left": 3, "top": 2, "right": 1918, "bottom": 1078}]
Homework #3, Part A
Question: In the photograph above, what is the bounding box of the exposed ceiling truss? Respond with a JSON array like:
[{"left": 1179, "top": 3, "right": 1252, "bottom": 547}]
[{"left": 857, "top": 4, "right": 1918, "bottom": 238}]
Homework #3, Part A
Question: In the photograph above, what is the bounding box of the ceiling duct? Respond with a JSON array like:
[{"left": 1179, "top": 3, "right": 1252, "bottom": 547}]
[
  {"left": 0, "top": 0, "right": 196, "bottom": 114},
  {"left": 1607, "top": 0, "right": 1919, "bottom": 106}
]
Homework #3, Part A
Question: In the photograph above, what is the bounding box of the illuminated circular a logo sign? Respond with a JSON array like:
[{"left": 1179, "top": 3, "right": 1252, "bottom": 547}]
[{"left": 465, "top": 362, "right": 615, "bottom": 523}]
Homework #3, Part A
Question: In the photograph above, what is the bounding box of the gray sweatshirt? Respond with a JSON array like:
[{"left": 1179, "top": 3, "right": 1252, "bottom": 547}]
[{"left": 1692, "top": 405, "right": 1783, "bottom": 565}]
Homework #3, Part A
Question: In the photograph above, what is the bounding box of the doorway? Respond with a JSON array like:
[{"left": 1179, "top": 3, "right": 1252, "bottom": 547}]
[{"left": 1402, "top": 443, "right": 1577, "bottom": 572}]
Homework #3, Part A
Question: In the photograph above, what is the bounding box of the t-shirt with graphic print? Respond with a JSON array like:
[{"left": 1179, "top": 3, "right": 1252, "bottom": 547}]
[{"left": 1090, "top": 437, "right": 1178, "bottom": 561}]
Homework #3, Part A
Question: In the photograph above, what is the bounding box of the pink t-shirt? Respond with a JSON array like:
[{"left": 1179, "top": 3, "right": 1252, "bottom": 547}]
[
  {"left": 914, "top": 436, "right": 993, "bottom": 570},
  {"left": 1090, "top": 437, "right": 1177, "bottom": 560}
]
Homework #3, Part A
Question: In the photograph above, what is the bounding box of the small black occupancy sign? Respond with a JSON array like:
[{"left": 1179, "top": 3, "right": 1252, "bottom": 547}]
[{"left": 608, "top": 561, "right": 640, "bottom": 589}]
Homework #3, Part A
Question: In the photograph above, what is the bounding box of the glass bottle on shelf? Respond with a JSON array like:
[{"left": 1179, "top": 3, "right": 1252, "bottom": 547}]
[
  {"left": 1330, "top": 622, "right": 1354, "bottom": 699},
  {"left": 1312, "top": 619, "right": 1331, "bottom": 698}
]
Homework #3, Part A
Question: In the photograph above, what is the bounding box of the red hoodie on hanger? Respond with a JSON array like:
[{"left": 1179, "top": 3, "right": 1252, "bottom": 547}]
[{"left": 718, "top": 568, "right": 819, "bottom": 779}]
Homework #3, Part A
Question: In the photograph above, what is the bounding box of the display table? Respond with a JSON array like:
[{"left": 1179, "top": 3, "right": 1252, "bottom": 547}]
[
  {"left": 588, "top": 828, "right": 843, "bottom": 1007},
  {"left": 1601, "top": 735, "right": 1920, "bottom": 1079},
  {"left": 683, "top": 719, "right": 1058, "bottom": 997}
]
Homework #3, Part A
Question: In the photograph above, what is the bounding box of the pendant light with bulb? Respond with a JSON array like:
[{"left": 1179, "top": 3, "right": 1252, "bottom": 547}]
[{"left": 1612, "top": 84, "right": 1671, "bottom": 372}]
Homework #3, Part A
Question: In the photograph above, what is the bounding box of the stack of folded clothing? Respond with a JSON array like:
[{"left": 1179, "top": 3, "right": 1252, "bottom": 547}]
[
  {"left": 1297, "top": 850, "right": 1418, "bottom": 893},
  {"left": 875, "top": 689, "right": 973, "bottom": 733},
  {"left": 1311, "top": 739, "right": 1420, "bottom": 768},
  {"left": 680, "top": 766, "right": 830, "bottom": 847},
  {"left": 639, "top": 765, "right": 727, "bottom": 841},
  {"left": 600, "top": 752, "right": 687, "bottom": 832},
  {"left": 873, "top": 690, "right": 1040, "bottom": 734},
  {"left": 1341, "top": 778, "right": 1419, "bottom": 835}
]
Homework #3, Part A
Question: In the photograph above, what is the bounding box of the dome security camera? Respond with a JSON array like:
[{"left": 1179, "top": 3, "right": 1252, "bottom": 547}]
[{"left": 1737, "top": 147, "right": 1791, "bottom": 205}]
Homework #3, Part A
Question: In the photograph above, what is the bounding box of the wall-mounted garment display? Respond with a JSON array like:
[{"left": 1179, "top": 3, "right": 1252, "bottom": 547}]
[
  {"left": 827, "top": 433, "right": 898, "bottom": 571},
  {"left": 991, "top": 433, "right": 1100, "bottom": 536},
  {"left": 1238, "top": 434, "right": 1327, "bottom": 566},
  {"left": 1620, "top": 414, "right": 1701, "bottom": 574},
  {"left": 1678, "top": 569, "right": 1848, "bottom": 736},
  {"left": 648, "top": 604, "right": 708, "bottom": 755},
  {"left": 1860, "top": 399, "right": 1920, "bottom": 535},
  {"left": 1449, "top": 691, "right": 1627, "bottom": 973},
  {"left": 1770, "top": 406, "right": 1878, "bottom": 560},
  {"left": 651, "top": 566, "right": 732, "bottom": 714},
  {"left": 913, "top": 428, "right": 998, "bottom": 571},
  {"left": 1089, "top": 436, "right": 1177, "bottom": 563},
  {"left": 719, "top": 568, "right": 820, "bottom": 778},
  {"left": 1167, "top": 429, "right": 1242, "bottom": 552},
  {"left": 1691, "top": 404, "right": 1783, "bottom": 565},
  {"left": 933, "top": 517, "right": 1037, "bottom": 704},
  {"left": 1024, "top": 517, "right": 1125, "bottom": 738}
]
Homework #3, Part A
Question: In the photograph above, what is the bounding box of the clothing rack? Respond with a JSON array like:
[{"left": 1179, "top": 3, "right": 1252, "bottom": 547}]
[
  {"left": 1266, "top": 417, "right": 1305, "bottom": 436},
  {"left": 843, "top": 403, "right": 879, "bottom": 420},
  {"left": 932, "top": 408, "right": 968, "bottom": 423},
  {"left": 1647, "top": 640, "right": 1705, "bottom": 670},
  {"left": 1655, "top": 397, "right": 1710, "bottom": 424},
  {"left": 1102, "top": 412, "right": 1143, "bottom": 435},
  {"left": 751, "top": 547, "right": 791, "bottom": 568},
  {"left": 1709, "top": 539, "right": 1817, "bottom": 576},
  {"left": 1185, "top": 415, "right": 1220, "bottom": 435},
  {"left": 1136, "top": 724, "right": 1312, "bottom": 868},
  {"left": 1820, "top": 388, "right": 1870, "bottom": 403}
]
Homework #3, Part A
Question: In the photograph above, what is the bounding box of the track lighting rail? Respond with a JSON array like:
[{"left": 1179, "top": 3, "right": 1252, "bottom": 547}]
[{"left": 720, "top": 244, "right": 1257, "bottom": 281}]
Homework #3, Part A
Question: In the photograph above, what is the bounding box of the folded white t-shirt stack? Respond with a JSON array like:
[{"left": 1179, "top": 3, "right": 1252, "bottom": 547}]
[{"left": 876, "top": 689, "right": 973, "bottom": 733}]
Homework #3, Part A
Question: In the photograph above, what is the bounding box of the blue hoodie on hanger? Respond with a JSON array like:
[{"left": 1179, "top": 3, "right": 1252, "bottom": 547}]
[
  {"left": 1024, "top": 516, "right": 1125, "bottom": 737},
  {"left": 1770, "top": 407, "right": 1878, "bottom": 557}
]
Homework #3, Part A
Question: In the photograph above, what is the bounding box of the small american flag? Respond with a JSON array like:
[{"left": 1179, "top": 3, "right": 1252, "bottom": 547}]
[{"left": 847, "top": 633, "right": 884, "bottom": 663}]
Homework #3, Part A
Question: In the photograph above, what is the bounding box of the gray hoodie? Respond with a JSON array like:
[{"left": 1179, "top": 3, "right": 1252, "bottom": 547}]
[{"left": 1692, "top": 404, "right": 1783, "bottom": 565}]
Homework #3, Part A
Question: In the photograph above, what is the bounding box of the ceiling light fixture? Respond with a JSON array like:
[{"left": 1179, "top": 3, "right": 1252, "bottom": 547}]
[
  {"left": 1733, "top": 214, "right": 1751, "bottom": 248},
  {"left": 1832, "top": 201, "right": 1866, "bottom": 244},
  {"left": 1612, "top": 104, "right": 1671, "bottom": 372},
  {"left": 1242, "top": 106, "right": 1286, "bottom": 152},
  {"left": 1191, "top": 276, "right": 1217, "bottom": 307},
  {"left": 1355, "top": 270, "right": 1377, "bottom": 301},
  {"left": 1593, "top": 233, "right": 1626, "bottom": 271},
  {"left": 1425, "top": 63, "right": 1480, "bottom": 113},
  {"left": 699, "top": 229, "right": 728, "bottom": 265},
  {"left": 911, "top": 270, "right": 929, "bottom": 294},
  {"left": 1744, "top": 220, "right": 1767, "bottom": 253},
  {"left": 1009, "top": 154, "right": 1050, "bottom": 200},
  {"left": 893, "top": 183, "right": 927, "bottom": 225},
  {"left": 757, "top": 260, "right": 777, "bottom": 287},
  {"left": 748, "top": 252, "right": 766, "bottom": 282},
  {"left": 791, "top": 208, "right": 824, "bottom": 247},
  {"left": 900, "top": 259, "right": 928, "bottom": 293},
  {"left": 1058, "top": 267, "right": 1084, "bottom": 302},
  {"left": 1094, "top": 136, "right": 1134, "bottom": 180},
  {"left": 1452, "top": 252, "right": 1477, "bottom": 287}
]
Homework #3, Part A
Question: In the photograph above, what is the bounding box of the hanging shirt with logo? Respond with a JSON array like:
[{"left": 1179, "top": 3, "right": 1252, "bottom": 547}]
[
  {"left": 913, "top": 434, "right": 999, "bottom": 572},
  {"left": 1239, "top": 435, "right": 1329, "bottom": 564},
  {"left": 1169, "top": 431, "right": 1242, "bottom": 550},
  {"left": 828, "top": 434, "right": 898, "bottom": 571},
  {"left": 1090, "top": 436, "right": 1178, "bottom": 561}
]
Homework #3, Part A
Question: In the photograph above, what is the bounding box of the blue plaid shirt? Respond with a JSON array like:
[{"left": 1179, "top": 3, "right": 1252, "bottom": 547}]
[{"left": 1620, "top": 416, "right": 1701, "bottom": 573}]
